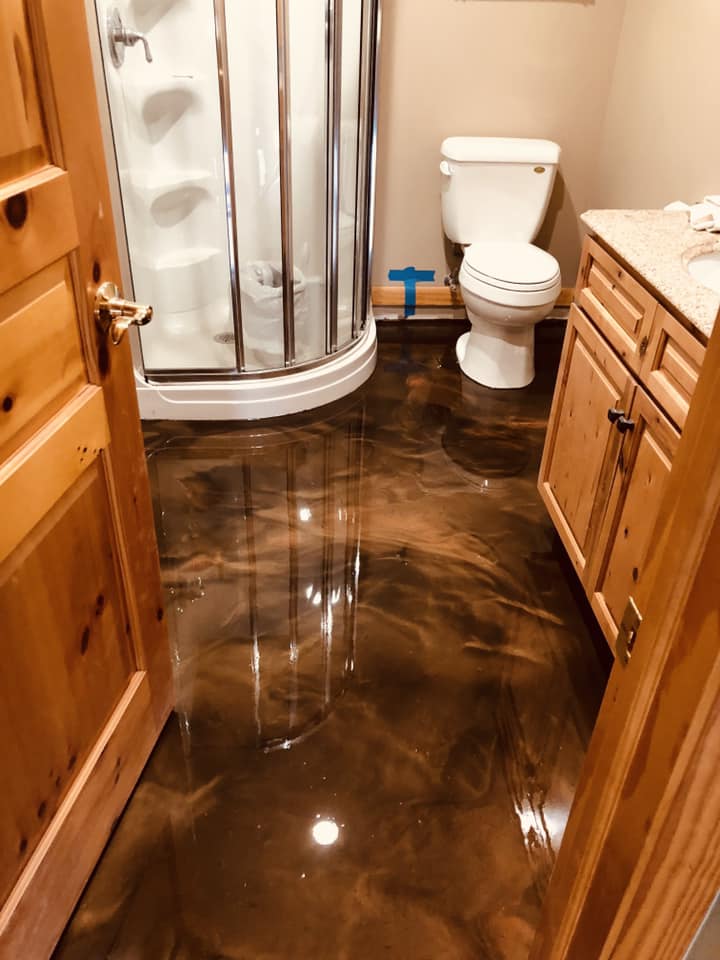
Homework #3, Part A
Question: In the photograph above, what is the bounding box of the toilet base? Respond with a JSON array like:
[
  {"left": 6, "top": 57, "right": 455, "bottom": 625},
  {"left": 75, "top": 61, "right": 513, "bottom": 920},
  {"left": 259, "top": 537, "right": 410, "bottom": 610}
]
[{"left": 456, "top": 319, "right": 535, "bottom": 389}]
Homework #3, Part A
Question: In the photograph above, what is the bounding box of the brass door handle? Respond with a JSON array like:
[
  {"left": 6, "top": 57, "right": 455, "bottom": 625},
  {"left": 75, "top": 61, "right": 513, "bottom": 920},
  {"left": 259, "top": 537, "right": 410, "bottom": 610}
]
[{"left": 94, "top": 282, "right": 153, "bottom": 346}]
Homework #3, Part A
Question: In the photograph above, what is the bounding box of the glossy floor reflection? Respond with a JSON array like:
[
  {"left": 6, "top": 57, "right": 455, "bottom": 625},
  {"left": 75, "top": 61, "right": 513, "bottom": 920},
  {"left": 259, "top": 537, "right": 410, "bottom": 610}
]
[{"left": 54, "top": 328, "right": 610, "bottom": 960}]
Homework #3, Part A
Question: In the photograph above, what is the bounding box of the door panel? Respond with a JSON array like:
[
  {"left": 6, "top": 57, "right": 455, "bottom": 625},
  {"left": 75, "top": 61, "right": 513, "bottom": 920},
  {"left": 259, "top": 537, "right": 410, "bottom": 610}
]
[
  {"left": 0, "top": 259, "right": 86, "bottom": 461},
  {"left": 0, "top": 0, "right": 48, "bottom": 181},
  {"left": 0, "top": 169, "right": 79, "bottom": 292},
  {"left": 589, "top": 386, "right": 680, "bottom": 644},
  {"left": 0, "top": 2, "right": 172, "bottom": 957},
  {"left": 0, "top": 462, "right": 134, "bottom": 906},
  {"left": 538, "top": 304, "right": 634, "bottom": 576}
]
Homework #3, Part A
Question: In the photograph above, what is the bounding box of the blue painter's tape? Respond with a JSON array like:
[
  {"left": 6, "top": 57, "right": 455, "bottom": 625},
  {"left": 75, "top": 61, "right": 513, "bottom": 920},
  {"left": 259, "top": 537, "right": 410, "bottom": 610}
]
[{"left": 388, "top": 266, "right": 436, "bottom": 318}]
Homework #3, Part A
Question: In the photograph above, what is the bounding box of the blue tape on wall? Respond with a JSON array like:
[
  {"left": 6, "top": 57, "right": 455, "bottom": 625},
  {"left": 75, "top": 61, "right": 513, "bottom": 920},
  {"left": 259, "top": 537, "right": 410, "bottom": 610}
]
[{"left": 388, "top": 266, "right": 436, "bottom": 318}]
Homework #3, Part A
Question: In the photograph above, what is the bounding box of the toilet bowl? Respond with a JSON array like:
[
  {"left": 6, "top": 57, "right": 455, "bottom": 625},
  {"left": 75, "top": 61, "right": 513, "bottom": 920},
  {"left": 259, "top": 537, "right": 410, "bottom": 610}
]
[
  {"left": 440, "top": 136, "right": 562, "bottom": 389},
  {"left": 457, "top": 241, "right": 561, "bottom": 388}
]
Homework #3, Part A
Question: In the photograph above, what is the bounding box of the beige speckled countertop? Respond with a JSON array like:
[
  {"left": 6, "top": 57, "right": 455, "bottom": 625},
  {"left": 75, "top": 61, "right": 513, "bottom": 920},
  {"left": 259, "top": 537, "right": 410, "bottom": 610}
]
[{"left": 581, "top": 209, "right": 720, "bottom": 341}]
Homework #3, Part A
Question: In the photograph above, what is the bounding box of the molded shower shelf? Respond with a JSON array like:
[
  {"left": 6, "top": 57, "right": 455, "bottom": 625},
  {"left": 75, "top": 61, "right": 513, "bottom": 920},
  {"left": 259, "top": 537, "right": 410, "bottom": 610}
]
[
  {"left": 129, "top": 169, "right": 216, "bottom": 207},
  {"left": 125, "top": 74, "right": 199, "bottom": 107},
  {"left": 133, "top": 246, "right": 227, "bottom": 314},
  {"left": 125, "top": 76, "right": 201, "bottom": 138}
]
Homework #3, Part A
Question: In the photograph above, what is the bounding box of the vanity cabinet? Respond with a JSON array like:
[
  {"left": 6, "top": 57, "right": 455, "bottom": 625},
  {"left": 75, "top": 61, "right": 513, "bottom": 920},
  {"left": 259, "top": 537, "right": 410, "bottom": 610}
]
[{"left": 539, "top": 236, "right": 706, "bottom": 653}]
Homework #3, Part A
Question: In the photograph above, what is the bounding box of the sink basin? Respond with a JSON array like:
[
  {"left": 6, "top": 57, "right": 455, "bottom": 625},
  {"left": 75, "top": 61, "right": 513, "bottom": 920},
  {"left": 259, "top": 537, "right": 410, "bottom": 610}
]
[{"left": 687, "top": 250, "right": 720, "bottom": 295}]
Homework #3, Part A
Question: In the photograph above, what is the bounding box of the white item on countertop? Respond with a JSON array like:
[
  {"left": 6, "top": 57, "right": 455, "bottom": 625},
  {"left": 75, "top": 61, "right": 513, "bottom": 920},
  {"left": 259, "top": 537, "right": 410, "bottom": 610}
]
[
  {"left": 664, "top": 198, "right": 720, "bottom": 232},
  {"left": 690, "top": 201, "right": 720, "bottom": 233}
]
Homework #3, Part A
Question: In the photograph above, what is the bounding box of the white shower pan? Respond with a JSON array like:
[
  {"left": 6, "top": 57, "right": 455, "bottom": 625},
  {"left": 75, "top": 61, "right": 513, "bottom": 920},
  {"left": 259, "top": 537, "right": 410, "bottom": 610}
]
[{"left": 134, "top": 317, "right": 377, "bottom": 420}]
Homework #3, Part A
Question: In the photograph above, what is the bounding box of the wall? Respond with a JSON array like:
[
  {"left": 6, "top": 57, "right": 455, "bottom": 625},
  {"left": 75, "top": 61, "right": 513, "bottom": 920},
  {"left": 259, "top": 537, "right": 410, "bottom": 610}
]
[
  {"left": 373, "top": 0, "right": 628, "bottom": 288},
  {"left": 595, "top": 0, "right": 720, "bottom": 209}
]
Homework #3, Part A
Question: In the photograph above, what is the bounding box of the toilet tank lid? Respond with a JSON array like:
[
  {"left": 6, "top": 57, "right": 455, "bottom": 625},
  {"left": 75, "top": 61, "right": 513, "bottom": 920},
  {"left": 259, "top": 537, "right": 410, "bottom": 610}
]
[{"left": 441, "top": 137, "right": 561, "bottom": 164}]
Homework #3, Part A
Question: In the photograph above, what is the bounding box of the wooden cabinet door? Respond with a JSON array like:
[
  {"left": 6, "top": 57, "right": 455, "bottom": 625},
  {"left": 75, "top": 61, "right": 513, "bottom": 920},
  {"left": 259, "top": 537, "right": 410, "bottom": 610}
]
[
  {"left": 539, "top": 305, "right": 635, "bottom": 579},
  {"left": 588, "top": 386, "right": 680, "bottom": 646},
  {"left": 576, "top": 236, "right": 657, "bottom": 376},
  {"left": 0, "top": 3, "right": 172, "bottom": 958}
]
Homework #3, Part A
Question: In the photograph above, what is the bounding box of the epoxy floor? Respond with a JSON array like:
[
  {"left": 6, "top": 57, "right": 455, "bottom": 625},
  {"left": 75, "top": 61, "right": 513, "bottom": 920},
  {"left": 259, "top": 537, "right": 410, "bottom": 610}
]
[{"left": 54, "top": 326, "right": 609, "bottom": 960}]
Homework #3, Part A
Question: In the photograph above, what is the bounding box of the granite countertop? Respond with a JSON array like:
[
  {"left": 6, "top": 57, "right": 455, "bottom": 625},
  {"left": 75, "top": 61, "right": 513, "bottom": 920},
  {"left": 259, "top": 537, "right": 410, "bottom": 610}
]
[{"left": 581, "top": 209, "right": 720, "bottom": 341}]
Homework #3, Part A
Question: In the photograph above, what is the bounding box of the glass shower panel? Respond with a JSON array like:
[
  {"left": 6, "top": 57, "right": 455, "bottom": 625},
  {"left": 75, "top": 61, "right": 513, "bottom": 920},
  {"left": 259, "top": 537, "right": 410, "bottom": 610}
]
[
  {"left": 226, "top": 1, "right": 285, "bottom": 372},
  {"left": 337, "top": 0, "right": 363, "bottom": 349},
  {"left": 288, "top": 0, "right": 327, "bottom": 365},
  {"left": 97, "top": 0, "right": 235, "bottom": 372}
]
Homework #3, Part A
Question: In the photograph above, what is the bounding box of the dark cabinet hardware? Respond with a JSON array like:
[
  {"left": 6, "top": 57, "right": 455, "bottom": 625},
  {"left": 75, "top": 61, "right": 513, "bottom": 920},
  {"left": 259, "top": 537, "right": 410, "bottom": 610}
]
[{"left": 616, "top": 416, "right": 636, "bottom": 434}]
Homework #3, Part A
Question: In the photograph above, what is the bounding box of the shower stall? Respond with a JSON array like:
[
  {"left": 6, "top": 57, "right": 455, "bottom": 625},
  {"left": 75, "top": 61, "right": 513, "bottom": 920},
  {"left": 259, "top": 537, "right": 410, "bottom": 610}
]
[{"left": 89, "top": 0, "right": 380, "bottom": 419}]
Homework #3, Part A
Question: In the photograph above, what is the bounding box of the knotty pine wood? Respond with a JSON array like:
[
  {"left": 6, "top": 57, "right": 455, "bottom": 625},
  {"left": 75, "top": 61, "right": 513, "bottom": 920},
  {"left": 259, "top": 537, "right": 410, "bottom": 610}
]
[
  {"left": 33, "top": 0, "right": 173, "bottom": 718},
  {"left": 0, "top": 259, "right": 85, "bottom": 461},
  {"left": 0, "top": 387, "right": 108, "bottom": 562},
  {"left": 589, "top": 385, "right": 680, "bottom": 646},
  {"left": 538, "top": 304, "right": 632, "bottom": 579},
  {"left": 0, "top": 2, "right": 173, "bottom": 956},
  {"left": 531, "top": 295, "right": 720, "bottom": 959},
  {"left": 0, "top": 0, "right": 48, "bottom": 181},
  {"left": 0, "top": 674, "right": 158, "bottom": 959},
  {"left": 0, "top": 462, "right": 133, "bottom": 906},
  {"left": 576, "top": 236, "right": 656, "bottom": 375},
  {"left": 641, "top": 304, "right": 705, "bottom": 431},
  {"left": 0, "top": 167, "right": 79, "bottom": 295}
]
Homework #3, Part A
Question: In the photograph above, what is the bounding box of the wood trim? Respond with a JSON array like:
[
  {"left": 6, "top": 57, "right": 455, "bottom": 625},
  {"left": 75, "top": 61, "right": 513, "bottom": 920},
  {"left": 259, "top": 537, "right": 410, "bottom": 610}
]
[
  {"left": 372, "top": 285, "right": 464, "bottom": 308},
  {"left": 0, "top": 386, "right": 108, "bottom": 562},
  {"left": 0, "top": 673, "right": 171, "bottom": 960},
  {"left": 531, "top": 300, "right": 720, "bottom": 959},
  {"left": 371, "top": 284, "right": 574, "bottom": 309}
]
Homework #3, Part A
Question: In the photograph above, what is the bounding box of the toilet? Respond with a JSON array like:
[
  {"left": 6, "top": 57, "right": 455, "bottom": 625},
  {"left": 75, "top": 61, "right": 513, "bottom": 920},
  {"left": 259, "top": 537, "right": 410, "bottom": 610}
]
[{"left": 440, "top": 137, "right": 562, "bottom": 388}]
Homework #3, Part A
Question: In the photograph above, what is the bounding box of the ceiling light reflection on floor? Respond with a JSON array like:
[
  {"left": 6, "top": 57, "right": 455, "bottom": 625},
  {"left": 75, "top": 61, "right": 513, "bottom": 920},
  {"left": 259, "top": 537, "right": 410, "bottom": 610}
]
[{"left": 312, "top": 818, "right": 340, "bottom": 846}]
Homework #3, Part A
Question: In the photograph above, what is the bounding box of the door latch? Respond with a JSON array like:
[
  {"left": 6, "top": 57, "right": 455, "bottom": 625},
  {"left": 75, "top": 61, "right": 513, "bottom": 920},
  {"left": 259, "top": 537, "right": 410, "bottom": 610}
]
[
  {"left": 616, "top": 596, "right": 643, "bottom": 665},
  {"left": 94, "top": 282, "right": 153, "bottom": 346}
]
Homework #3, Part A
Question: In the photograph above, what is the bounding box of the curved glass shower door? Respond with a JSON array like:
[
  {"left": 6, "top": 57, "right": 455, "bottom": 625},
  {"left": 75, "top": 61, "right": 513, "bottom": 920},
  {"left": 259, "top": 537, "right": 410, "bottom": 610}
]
[{"left": 93, "top": 0, "right": 379, "bottom": 381}]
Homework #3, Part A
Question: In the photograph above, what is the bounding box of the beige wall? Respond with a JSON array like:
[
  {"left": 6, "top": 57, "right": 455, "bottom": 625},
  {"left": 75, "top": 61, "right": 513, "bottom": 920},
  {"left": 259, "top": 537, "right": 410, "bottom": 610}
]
[
  {"left": 373, "top": 0, "right": 628, "bottom": 288},
  {"left": 595, "top": 0, "right": 720, "bottom": 209}
]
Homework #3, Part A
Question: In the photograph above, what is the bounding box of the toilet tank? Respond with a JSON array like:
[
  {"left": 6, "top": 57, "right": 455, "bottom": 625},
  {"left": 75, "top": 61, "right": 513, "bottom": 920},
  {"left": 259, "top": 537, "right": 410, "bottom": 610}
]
[{"left": 440, "top": 137, "right": 561, "bottom": 245}]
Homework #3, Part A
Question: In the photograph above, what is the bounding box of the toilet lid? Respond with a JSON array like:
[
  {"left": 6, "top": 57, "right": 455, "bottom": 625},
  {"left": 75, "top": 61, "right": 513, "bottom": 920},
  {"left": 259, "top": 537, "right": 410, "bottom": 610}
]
[{"left": 464, "top": 242, "right": 561, "bottom": 292}]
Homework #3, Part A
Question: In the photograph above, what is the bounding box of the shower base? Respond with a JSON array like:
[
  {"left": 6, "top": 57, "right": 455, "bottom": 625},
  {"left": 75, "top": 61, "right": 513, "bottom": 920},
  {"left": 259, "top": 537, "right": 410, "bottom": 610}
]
[{"left": 134, "top": 317, "right": 377, "bottom": 420}]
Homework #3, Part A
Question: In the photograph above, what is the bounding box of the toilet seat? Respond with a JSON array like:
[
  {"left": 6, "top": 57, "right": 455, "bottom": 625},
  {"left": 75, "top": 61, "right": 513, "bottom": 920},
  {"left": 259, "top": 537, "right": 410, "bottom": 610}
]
[{"left": 463, "top": 241, "right": 560, "bottom": 293}]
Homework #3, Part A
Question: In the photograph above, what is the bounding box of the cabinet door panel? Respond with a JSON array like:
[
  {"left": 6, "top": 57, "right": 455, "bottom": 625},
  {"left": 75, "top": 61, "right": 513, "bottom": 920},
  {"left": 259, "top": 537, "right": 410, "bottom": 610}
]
[
  {"left": 576, "top": 236, "right": 656, "bottom": 374},
  {"left": 538, "top": 304, "right": 634, "bottom": 577},
  {"left": 589, "top": 387, "right": 680, "bottom": 646},
  {"left": 640, "top": 304, "right": 705, "bottom": 431}
]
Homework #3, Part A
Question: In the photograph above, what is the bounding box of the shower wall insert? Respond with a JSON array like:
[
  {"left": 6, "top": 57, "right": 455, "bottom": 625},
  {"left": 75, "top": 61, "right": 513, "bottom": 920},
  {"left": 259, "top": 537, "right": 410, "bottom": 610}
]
[{"left": 90, "top": 0, "right": 381, "bottom": 419}]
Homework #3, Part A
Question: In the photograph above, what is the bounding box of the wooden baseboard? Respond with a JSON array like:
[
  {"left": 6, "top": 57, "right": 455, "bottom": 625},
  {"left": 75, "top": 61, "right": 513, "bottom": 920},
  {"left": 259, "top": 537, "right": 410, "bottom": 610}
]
[{"left": 372, "top": 285, "right": 574, "bottom": 310}]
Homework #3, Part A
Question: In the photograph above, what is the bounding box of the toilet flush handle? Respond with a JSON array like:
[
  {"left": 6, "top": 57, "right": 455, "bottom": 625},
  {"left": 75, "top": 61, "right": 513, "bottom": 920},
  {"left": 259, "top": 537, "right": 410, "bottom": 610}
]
[{"left": 439, "top": 160, "right": 453, "bottom": 177}]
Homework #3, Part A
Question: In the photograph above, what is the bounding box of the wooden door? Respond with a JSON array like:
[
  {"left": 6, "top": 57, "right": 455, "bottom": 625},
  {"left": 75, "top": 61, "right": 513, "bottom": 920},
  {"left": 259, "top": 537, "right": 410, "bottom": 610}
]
[
  {"left": 588, "top": 386, "right": 680, "bottom": 646},
  {"left": 0, "top": 3, "right": 173, "bottom": 958},
  {"left": 531, "top": 303, "right": 720, "bottom": 958},
  {"left": 538, "top": 304, "right": 634, "bottom": 579}
]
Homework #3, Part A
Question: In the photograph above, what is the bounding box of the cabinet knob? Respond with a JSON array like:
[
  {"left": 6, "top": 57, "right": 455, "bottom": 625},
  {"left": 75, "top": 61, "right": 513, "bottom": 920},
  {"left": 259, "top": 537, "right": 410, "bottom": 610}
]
[
  {"left": 616, "top": 416, "right": 636, "bottom": 434},
  {"left": 608, "top": 408, "right": 624, "bottom": 424}
]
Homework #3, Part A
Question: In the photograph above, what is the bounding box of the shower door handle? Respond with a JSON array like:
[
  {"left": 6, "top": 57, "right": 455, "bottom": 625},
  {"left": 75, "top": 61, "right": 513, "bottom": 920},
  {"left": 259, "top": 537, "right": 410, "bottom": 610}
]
[{"left": 94, "top": 282, "right": 153, "bottom": 346}]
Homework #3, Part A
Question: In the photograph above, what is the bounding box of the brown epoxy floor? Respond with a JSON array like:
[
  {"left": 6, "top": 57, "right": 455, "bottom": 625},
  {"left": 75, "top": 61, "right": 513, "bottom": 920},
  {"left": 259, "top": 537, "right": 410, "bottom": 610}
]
[{"left": 54, "top": 327, "right": 609, "bottom": 960}]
